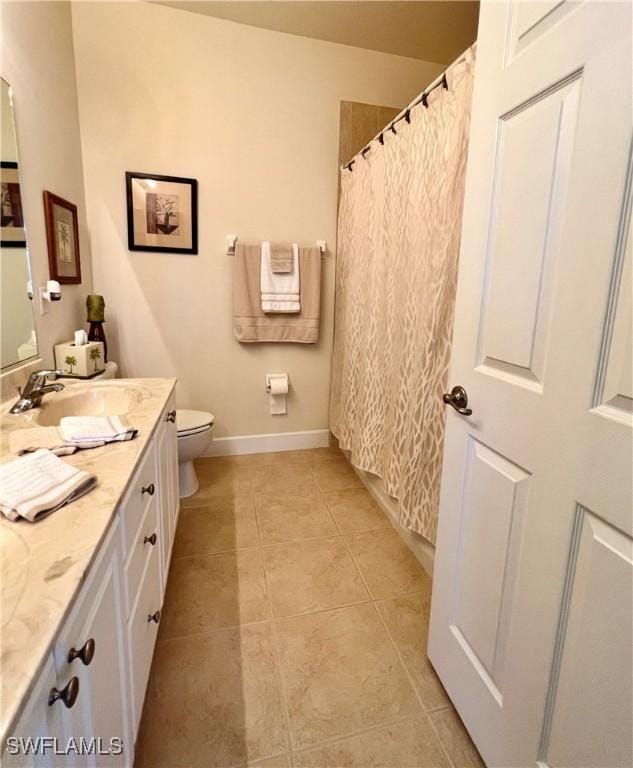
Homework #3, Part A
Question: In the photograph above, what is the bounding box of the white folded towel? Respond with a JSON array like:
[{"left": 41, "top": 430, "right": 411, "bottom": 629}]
[
  {"left": 261, "top": 241, "right": 300, "bottom": 313},
  {"left": 0, "top": 449, "right": 97, "bottom": 522},
  {"left": 9, "top": 426, "right": 111, "bottom": 457},
  {"left": 59, "top": 416, "right": 138, "bottom": 444}
]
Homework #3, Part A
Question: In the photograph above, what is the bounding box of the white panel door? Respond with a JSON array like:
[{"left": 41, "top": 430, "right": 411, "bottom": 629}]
[{"left": 428, "top": 2, "right": 632, "bottom": 766}]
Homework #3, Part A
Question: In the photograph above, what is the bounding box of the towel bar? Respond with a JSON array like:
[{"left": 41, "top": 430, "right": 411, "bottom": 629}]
[{"left": 226, "top": 236, "right": 326, "bottom": 256}]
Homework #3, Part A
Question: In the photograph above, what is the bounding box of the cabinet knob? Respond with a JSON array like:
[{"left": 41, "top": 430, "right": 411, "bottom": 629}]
[
  {"left": 147, "top": 610, "right": 161, "bottom": 624},
  {"left": 166, "top": 410, "right": 176, "bottom": 423},
  {"left": 48, "top": 677, "right": 79, "bottom": 709},
  {"left": 144, "top": 532, "right": 157, "bottom": 546},
  {"left": 142, "top": 483, "right": 155, "bottom": 496},
  {"left": 68, "top": 638, "right": 96, "bottom": 666}
]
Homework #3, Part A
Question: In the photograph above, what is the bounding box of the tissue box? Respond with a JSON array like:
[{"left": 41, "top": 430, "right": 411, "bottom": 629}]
[{"left": 55, "top": 341, "right": 105, "bottom": 378}]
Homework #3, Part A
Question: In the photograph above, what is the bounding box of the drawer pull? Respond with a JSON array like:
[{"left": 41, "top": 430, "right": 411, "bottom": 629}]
[
  {"left": 166, "top": 410, "right": 176, "bottom": 423},
  {"left": 68, "top": 638, "right": 96, "bottom": 666},
  {"left": 142, "top": 483, "right": 155, "bottom": 496},
  {"left": 48, "top": 677, "right": 79, "bottom": 709},
  {"left": 144, "top": 532, "right": 157, "bottom": 546},
  {"left": 148, "top": 610, "right": 161, "bottom": 624}
]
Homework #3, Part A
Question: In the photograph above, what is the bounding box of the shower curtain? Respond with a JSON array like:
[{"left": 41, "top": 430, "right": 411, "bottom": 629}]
[{"left": 330, "top": 49, "right": 475, "bottom": 544}]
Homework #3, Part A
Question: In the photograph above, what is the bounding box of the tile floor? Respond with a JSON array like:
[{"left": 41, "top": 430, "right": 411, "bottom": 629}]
[{"left": 135, "top": 448, "right": 484, "bottom": 768}]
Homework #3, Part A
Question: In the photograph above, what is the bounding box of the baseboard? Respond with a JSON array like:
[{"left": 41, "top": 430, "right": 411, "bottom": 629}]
[
  {"left": 203, "top": 429, "right": 330, "bottom": 457},
  {"left": 351, "top": 463, "right": 435, "bottom": 579}
]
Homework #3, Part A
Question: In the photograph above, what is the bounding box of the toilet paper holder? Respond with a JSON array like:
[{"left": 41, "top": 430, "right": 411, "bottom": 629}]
[{"left": 265, "top": 373, "right": 289, "bottom": 393}]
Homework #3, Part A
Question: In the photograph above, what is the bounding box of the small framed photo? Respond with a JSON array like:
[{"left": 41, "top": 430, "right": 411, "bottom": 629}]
[
  {"left": 1, "top": 162, "right": 26, "bottom": 248},
  {"left": 43, "top": 191, "right": 82, "bottom": 284},
  {"left": 126, "top": 171, "right": 198, "bottom": 254}
]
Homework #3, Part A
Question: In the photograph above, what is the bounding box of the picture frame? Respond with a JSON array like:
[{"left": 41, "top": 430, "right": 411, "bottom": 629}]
[
  {"left": 43, "top": 190, "right": 82, "bottom": 284},
  {"left": 1, "top": 161, "right": 26, "bottom": 248},
  {"left": 126, "top": 171, "right": 198, "bottom": 254}
]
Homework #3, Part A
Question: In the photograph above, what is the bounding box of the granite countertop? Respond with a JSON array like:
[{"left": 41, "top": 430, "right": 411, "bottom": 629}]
[{"left": 0, "top": 377, "right": 176, "bottom": 745}]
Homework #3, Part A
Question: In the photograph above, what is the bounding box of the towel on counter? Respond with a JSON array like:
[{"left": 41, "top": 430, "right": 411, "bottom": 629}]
[
  {"left": 269, "top": 242, "right": 294, "bottom": 273},
  {"left": 59, "top": 416, "right": 138, "bottom": 444},
  {"left": 0, "top": 449, "right": 97, "bottom": 522},
  {"left": 9, "top": 426, "right": 105, "bottom": 456},
  {"left": 261, "top": 241, "right": 300, "bottom": 313},
  {"left": 234, "top": 243, "right": 321, "bottom": 343}
]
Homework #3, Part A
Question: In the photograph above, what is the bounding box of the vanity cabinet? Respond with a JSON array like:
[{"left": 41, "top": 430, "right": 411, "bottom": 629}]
[{"left": 1, "top": 392, "right": 180, "bottom": 768}]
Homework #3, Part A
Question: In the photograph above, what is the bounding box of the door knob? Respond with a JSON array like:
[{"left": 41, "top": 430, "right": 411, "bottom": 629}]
[
  {"left": 166, "top": 410, "right": 176, "bottom": 423},
  {"left": 142, "top": 483, "right": 155, "bottom": 496},
  {"left": 144, "top": 532, "right": 157, "bottom": 546},
  {"left": 442, "top": 385, "right": 472, "bottom": 416},
  {"left": 48, "top": 677, "right": 79, "bottom": 708},
  {"left": 148, "top": 610, "right": 161, "bottom": 624},
  {"left": 68, "top": 638, "right": 96, "bottom": 666}
]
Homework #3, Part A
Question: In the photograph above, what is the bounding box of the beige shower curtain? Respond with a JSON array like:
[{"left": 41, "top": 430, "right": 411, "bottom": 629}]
[{"left": 330, "top": 49, "right": 475, "bottom": 543}]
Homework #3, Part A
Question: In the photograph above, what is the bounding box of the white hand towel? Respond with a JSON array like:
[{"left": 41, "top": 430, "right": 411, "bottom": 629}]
[
  {"left": 59, "top": 416, "right": 138, "bottom": 444},
  {"left": 0, "top": 449, "right": 97, "bottom": 522},
  {"left": 261, "top": 241, "right": 300, "bottom": 313},
  {"left": 9, "top": 426, "right": 107, "bottom": 457}
]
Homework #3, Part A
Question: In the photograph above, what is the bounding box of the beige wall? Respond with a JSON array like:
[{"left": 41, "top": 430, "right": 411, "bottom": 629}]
[
  {"left": 1, "top": 1, "right": 93, "bottom": 372},
  {"left": 72, "top": 1, "right": 442, "bottom": 437}
]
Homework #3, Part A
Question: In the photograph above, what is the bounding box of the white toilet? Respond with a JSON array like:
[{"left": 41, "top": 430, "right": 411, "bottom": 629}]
[{"left": 176, "top": 409, "right": 215, "bottom": 498}]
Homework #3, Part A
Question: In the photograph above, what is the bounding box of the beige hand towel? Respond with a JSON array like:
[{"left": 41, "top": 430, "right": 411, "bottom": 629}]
[
  {"left": 0, "top": 449, "right": 97, "bottom": 522},
  {"left": 234, "top": 243, "right": 321, "bottom": 343},
  {"left": 269, "top": 242, "right": 294, "bottom": 273}
]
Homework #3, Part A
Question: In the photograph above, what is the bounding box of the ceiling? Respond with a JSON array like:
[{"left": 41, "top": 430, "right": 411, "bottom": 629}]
[{"left": 152, "top": 1, "right": 479, "bottom": 64}]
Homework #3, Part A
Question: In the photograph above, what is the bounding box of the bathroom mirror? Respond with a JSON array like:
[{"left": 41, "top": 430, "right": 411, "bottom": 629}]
[{"left": 1, "top": 77, "right": 38, "bottom": 369}]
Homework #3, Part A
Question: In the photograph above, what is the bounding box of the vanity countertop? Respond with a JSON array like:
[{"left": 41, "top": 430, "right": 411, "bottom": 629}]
[{"left": 0, "top": 377, "right": 176, "bottom": 745}]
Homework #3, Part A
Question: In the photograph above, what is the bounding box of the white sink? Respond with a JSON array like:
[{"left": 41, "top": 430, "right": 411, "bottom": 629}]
[{"left": 33, "top": 383, "right": 149, "bottom": 426}]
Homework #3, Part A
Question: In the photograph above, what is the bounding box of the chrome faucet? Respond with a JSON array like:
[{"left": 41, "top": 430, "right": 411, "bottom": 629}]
[{"left": 9, "top": 369, "right": 65, "bottom": 414}]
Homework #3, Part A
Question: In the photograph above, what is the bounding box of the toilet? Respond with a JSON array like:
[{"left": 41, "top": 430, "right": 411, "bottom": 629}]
[{"left": 176, "top": 409, "right": 215, "bottom": 498}]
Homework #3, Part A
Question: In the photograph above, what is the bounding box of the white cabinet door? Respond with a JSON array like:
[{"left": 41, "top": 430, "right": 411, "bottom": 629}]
[
  {"left": 156, "top": 394, "right": 178, "bottom": 592},
  {"left": 1, "top": 656, "right": 68, "bottom": 768},
  {"left": 53, "top": 521, "right": 130, "bottom": 768},
  {"left": 428, "top": 2, "right": 632, "bottom": 767}
]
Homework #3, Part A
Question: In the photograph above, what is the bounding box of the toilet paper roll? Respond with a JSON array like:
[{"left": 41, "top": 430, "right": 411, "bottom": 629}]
[{"left": 268, "top": 376, "right": 288, "bottom": 395}]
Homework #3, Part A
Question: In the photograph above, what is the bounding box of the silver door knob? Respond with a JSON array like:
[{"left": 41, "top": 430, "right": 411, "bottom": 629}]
[{"left": 443, "top": 385, "right": 472, "bottom": 416}]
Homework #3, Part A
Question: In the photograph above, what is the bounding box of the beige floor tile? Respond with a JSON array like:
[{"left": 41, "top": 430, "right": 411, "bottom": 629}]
[
  {"left": 247, "top": 755, "right": 292, "bottom": 768},
  {"left": 324, "top": 488, "right": 390, "bottom": 534},
  {"left": 275, "top": 604, "right": 420, "bottom": 750},
  {"left": 135, "top": 623, "right": 288, "bottom": 768},
  {"left": 375, "top": 590, "right": 450, "bottom": 711},
  {"left": 313, "top": 458, "right": 363, "bottom": 493},
  {"left": 252, "top": 464, "right": 321, "bottom": 496},
  {"left": 159, "top": 549, "right": 269, "bottom": 638},
  {"left": 173, "top": 496, "right": 259, "bottom": 556},
  {"left": 185, "top": 457, "right": 253, "bottom": 502},
  {"left": 255, "top": 493, "right": 338, "bottom": 545},
  {"left": 346, "top": 528, "right": 428, "bottom": 599},
  {"left": 263, "top": 537, "right": 369, "bottom": 617},
  {"left": 430, "top": 707, "right": 484, "bottom": 768},
  {"left": 293, "top": 717, "right": 449, "bottom": 767},
  {"left": 249, "top": 450, "right": 313, "bottom": 467},
  {"left": 303, "top": 445, "right": 345, "bottom": 465}
]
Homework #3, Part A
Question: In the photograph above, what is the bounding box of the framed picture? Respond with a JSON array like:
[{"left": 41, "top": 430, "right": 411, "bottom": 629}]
[
  {"left": 126, "top": 171, "right": 198, "bottom": 254},
  {"left": 43, "top": 191, "right": 82, "bottom": 284},
  {"left": 1, "top": 162, "right": 26, "bottom": 248}
]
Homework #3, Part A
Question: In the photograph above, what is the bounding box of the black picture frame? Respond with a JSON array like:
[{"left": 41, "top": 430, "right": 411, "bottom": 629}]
[
  {"left": 1, "top": 161, "right": 26, "bottom": 248},
  {"left": 125, "top": 171, "right": 198, "bottom": 254}
]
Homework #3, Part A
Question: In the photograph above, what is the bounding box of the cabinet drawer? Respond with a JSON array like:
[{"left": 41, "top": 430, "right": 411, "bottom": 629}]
[
  {"left": 127, "top": 542, "right": 162, "bottom": 734},
  {"left": 120, "top": 442, "right": 157, "bottom": 560},
  {"left": 123, "top": 497, "right": 159, "bottom": 619}
]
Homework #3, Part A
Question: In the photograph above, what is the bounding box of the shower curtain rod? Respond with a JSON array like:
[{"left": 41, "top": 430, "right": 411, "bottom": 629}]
[{"left": 342, "top": 44, "right": 475, "bottom": 172}]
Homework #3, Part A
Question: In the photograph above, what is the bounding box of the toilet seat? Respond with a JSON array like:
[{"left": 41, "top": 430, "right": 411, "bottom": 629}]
[{"left": 176, "top": 409, "right": 214, "bottom": 438}]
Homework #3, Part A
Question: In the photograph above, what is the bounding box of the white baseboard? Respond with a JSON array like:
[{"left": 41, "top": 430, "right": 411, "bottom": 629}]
[
  {"left": 203, "top": 429, "right": 330, "bottom": 457},
  {"left": 351, "top": 463, "right": 435, "bottom": 579}
]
